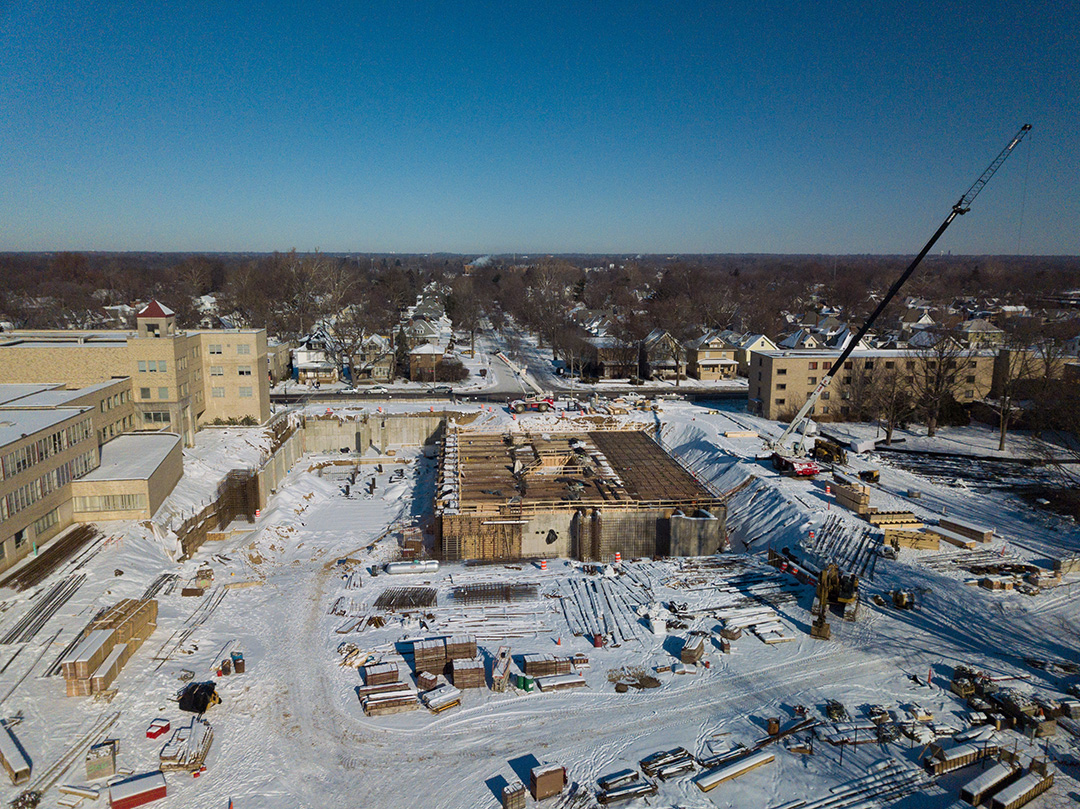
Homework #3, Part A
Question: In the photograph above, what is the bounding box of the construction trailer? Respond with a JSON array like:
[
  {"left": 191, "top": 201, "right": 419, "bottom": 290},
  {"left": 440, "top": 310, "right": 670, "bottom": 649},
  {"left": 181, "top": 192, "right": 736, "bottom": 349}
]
[
  {"left": 436, "top": 427, "right": 725, "bottom": 562},
  {"left": 0, "top": 721, "right": 30, "bottom": 785},
  {"left": 108, "top": 770, "right": 167, "bottom": 809}
]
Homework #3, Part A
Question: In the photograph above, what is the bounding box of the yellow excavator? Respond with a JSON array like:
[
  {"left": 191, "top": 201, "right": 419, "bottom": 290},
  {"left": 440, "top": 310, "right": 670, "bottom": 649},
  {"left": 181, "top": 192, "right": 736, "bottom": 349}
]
[{"left": 810, "top": 564, "right": 859, "bottom": 640}]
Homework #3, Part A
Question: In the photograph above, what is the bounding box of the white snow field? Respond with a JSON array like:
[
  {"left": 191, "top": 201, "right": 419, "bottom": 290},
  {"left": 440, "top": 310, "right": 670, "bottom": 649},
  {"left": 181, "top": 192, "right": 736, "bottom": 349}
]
[{"left": 1, "top": 401, "right": 1078, "bottom": 809}]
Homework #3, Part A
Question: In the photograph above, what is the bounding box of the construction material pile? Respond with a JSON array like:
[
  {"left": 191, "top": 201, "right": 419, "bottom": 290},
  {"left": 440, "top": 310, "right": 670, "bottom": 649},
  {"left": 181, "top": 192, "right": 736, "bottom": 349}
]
[{"left": 61, "top": 599, "right": 157, "bottom": 697}]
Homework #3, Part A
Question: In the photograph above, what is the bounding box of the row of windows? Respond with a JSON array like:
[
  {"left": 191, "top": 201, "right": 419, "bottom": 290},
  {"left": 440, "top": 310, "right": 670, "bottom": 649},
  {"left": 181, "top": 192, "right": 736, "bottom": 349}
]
[
  {"left": 140, "top": 387, "right": 171, "bottom": 401},
  {"left": 138, "top": 360, "right": 168, "bottom": 373},
  {"left": 100, "top": 414, "right": 134, "bottom": 444},
  {"left": 0, "top": 419, "right": 93, "bottom": 482},
  {"left": 99, "top": 391, "right": 129, "bottom": 412},
  {"left": 33, "top": 507, "right": 59, "bottom": 536},
  {"left": 142, "top": 411, "right": 171, "bottom": 424},
  {"left": 210, "top": 387, "right": 253, "bottom": 399},
  {"left": 0, "top": 450, "right": 97, "bottom": 524},
  {"left": 208, "top": 343, "right": 252, "bottom": 355},
  {"left": 73, "top": 493, "right": 147, "bottom": 513},
  {"left": 210, "top": 366, "right": 252, "bottom": 376}
]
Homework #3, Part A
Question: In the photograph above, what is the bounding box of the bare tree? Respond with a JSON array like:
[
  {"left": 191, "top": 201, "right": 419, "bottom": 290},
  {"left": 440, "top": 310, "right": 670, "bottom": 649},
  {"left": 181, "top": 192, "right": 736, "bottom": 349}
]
[
  {"left": 908, "top": 331, "right": 972, "bottom": 437},
  {"left": 868, "top": 363, "right": 915, "bottom": 445}
]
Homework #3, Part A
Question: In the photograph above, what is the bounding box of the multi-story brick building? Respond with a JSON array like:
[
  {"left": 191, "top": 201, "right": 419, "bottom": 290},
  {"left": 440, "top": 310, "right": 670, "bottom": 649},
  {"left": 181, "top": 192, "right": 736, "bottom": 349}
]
[
  {"left": 747, "top": 348, "right": 997, "bottom": 421},
  {"left": 0, "top": 301, "right": 269, "bottom": 445}
]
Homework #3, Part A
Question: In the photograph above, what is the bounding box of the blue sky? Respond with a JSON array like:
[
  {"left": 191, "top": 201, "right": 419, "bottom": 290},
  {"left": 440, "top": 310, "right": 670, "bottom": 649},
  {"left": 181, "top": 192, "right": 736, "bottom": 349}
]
[{"left": 0, "top": 1, "right": 1075, "bottom": 254}]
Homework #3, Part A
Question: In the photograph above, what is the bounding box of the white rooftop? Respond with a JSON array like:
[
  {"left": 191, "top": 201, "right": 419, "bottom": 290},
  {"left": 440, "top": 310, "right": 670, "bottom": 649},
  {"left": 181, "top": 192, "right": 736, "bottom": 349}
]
[
  {"left": 0, "top": 383, "right": 63, "bottom": 406},
  {"left": 0, "top": 407, "right": 93, "bottom": 449},
  {"left": 80, "top": 433, "right": 180, "bottom": 481}
]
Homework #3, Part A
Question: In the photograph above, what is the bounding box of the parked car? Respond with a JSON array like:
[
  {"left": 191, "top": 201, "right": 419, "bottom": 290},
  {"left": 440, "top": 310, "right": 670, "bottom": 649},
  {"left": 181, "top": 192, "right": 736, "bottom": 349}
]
[
  {"left": 365, "top": 385, "right": 390, "bottom": 395},
  {"left": 431, "top": 385, "right": 454, "bottom": 395}
]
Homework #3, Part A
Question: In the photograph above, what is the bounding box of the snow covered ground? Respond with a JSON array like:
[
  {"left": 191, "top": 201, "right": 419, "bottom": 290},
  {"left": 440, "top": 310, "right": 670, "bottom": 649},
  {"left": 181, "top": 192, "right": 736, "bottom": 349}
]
[{"left": 1, "top": 402, "right": 1078, "bottom": 808}]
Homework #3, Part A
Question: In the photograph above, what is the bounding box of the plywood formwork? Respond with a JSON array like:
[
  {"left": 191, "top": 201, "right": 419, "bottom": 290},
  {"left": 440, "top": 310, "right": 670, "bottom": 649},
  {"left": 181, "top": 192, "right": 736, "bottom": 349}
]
[{"left": 436, "top": 426, "right": 725, "bottom": 562}]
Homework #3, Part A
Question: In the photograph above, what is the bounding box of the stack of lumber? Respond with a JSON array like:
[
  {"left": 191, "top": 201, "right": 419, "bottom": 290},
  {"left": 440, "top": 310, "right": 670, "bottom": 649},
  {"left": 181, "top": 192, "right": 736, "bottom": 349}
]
[
  {"left": 62, "top": 599, "right": 157, "bottom": 697},
  {"left": 923, "top": 742, "right": 999, "bottom": 775},
  {"left": 501, "top": 781, "right": 527, "bottom": 809},
  {"left": 491, "top": 646, "right": 512, "bottom": 692},
  {"left": 989, "top": 769, "right": 1053, "bottom": 809},
  {"left": 536, "top": 673, "right": 588, "bottom": 692},
  {"left": 444, "top": 635, "right": 478, "bottom": 660},
  {"left": 867, "top": 511, "right": 924, "bottom": 530},
  {"left": 641, "top": 748, "right": 695, "bottom": 780},
  {"left": 415, "top": 671, "right": 440, "bottom": 691},
  {"left": 885, "top": 528, "right": 939, "bottom": 550},
  {"left": 939, "top": 517, "right": 994, "bottom": 543},
  {"left": 680, "top": 636, "right": 705, "bottom": 664},
  {"left": 85, "top": 739, "right": 118, "bottom": 781},
  {"left": 360, "top": 687, "right": 420, "bottom": 716},
  {"left": 522, "top": 654, "right": 573, "bottom": 677},
  {"left": 0, "top": 721, "right": 31, "bottom": 786},
  {"left": 833, "top": 477, "right": 871, "bottom": 515},
  {"left": 159, "top": 717, "right": 213, "bottom": 772},
  {"left": 362, "top": 662, "right": 399, "bottom": 686},
  {"left": 450, "top": 657, "right": 485, "bottom": 688},
  {"left": 695, "top": 750, "right": 774, "bottom": 792},
  {"left": 530, "top": 764, "right": 566, "bottom": 800},
  {"left": 412, "top": 639, "right": 446, "bottom": 673},
  {"left": 927, "top": 525, "right": 978, "bottom": 550}
]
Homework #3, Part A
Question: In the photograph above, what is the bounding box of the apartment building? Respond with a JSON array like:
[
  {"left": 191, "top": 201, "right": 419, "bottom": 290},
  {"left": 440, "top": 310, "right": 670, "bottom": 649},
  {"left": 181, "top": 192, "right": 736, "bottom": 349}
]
[
  {"left": 747, "top": 348, "right": 997, "bottom": 421},
  {"left": 0, "top": 301, "right": 270, "bottom": 444}
]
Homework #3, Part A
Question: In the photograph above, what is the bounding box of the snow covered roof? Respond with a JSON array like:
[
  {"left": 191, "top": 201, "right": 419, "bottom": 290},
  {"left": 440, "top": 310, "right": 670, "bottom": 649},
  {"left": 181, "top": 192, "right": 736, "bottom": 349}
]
[
  {"left": 80, "top": 433, "right": 181, "bottom": 481},
  {"left": 0, "top": 407, "right": 93, "bottom": 449},
  {"left": 136, "top": 300, "right": 174, "bottom": 318}
]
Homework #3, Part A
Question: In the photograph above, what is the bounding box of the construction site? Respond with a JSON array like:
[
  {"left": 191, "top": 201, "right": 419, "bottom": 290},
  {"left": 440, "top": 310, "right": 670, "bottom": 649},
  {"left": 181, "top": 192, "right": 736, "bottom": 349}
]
[{"left": 435, "top": 426, "right": 726, "bottom": 561}]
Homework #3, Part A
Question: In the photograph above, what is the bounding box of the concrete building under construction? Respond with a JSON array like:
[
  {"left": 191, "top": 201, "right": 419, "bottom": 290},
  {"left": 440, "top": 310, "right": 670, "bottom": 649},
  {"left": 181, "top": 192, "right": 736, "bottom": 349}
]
[{"left": 435, "top": 426, "right": 725, "bottom": 562}]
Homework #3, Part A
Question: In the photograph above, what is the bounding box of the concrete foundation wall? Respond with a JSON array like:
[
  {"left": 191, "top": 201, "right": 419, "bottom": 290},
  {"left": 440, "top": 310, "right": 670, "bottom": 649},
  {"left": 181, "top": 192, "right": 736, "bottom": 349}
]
[
  {"left": 302, "top": 414, "right": 444, "bottom": 454},
  {"left": 670, "top": 509, "right": 724, "bottom": 556}
]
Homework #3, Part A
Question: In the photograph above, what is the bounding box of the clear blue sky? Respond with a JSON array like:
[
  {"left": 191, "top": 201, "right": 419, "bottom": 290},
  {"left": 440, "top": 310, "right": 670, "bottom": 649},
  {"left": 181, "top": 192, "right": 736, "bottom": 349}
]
[{"left": 0, "top": 1, "right": 1075, "bottom": 254}]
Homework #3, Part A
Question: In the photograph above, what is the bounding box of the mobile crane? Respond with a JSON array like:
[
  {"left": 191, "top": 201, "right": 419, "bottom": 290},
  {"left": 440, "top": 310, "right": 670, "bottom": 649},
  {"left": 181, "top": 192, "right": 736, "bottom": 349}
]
[
  {"left": 768, "top": 124, "right": 1032, "bottom": 461},
  {"left": 494, "top": 352, "right": 556, "bottom": 413}
]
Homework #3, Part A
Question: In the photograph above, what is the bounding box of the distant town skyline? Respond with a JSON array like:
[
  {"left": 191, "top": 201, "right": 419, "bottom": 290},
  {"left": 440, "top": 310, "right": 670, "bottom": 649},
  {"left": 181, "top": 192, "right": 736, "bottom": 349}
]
[{"left": 1, "top": 1, "right": 1076, "bottom": 255}]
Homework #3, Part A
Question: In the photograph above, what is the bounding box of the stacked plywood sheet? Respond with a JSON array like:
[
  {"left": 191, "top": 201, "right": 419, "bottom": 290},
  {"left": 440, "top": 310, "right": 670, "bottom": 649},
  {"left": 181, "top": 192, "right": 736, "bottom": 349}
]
[
  {"left": 867, "top": 511, "right": 924, "bottom": 530},
  {"left": 445, "top": 635, "right": 478, "bottom": 660},
  {"left": 939, "top": 517, "right": 994, "bottom": 543},
  {"left": 86, "top": 740, "right": 118, "bottom": 781},
  {"left": 362, "top": 662, "right": 399, "bottom": 686},
  {"left": 159, "top": 716, "right": 213, "bottom": 772},
  {"left": 416, "top": 671, "right": 440, "bottom": 691},
  {"left": 450, "top": 657, "right": 485, "bottom": 688},
  {"left": 695, "top": 750, "right": 774, "bottom": 792},
  {"left": 421, "top": 683, "right": 462, "bottom": 713},
  {"left": 63, "top": 599, "right": 157, "bottom": 697},
  {"left": 522, "top": 654, "right": 573, "bottom": 677},
  {"left": 412, "top": 639, "right": 446, "bottom": 673},
  {"left": 885, "top": 529, "right": 940, "bottom": 551},
  {"left": 0, "top": 721, "right": 31, "bottom": 786},
  {"left": 502, "top": 782, "right": 527, "bottom": 809}
]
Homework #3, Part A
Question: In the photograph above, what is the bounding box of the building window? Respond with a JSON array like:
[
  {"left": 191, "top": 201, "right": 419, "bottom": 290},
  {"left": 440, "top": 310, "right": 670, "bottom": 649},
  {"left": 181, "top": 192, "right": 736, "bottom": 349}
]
[
  {"left": 239, "top": 387, "right": 253, "bottom": 398},
  {"left": 158, "top": 387, "right": 169, "bottom": 400},
  {"left": 809, "top": 362, "right": 818, "bottom": 370},
  {"left": 757, "top": 372, "right": 761, "bottom": 381},
  {"left": 864, "top": 361, "right": 874, "bottom": 370},
  {"left": 158, "top": 360, "right": 167, "bottom": 372},
  {"left": 211, "top": 366, "right": 224, "bottom": 376},
  {"left": 73, "top": 493, "right": 147, "bottom": 513},
  {"left": 777, "top": 383, "right": 786, "bottom": 391},
  {"left": 140, "top": 387, "right": 151, "bottom": 400},
  {"left": 965, "top": 390, "right": 974, "bottom": 398},
  {"left": 138, "top": 360, "right": 147, "bottom": 372},
  {"left": 906, "top": 361, "right": 916, "bottom": 369},
  {"left": 774, "top": 398, "right": 786, "bottom": 405},
  {"left": 777, "top": 368, "right": 787, "bottom": 375},
  {"left": 843, "top": 376, "right": 852, "bottom": 384},
  {"left": 14, "top": 529, "right": 27, "bottom": 549},
  {"left": 841, "top": 406, "right": 850, "bottom": 415},
  {"left": 238, "top": 366, "right": 252, "bottom": 376},
  {"left": 821, "top": 406, "right": 830, "bottom": 414},
  {"left": 844, "top": 361, "right": 853, "bottom": 369},
  {"left": 823, "top": 362, "right": 832, "bottom": 370},
  {"left": 33, "top": 508, "right": 59, "bottom": 536},
  {"left": 966, "top": 375, "right": 975, "bottom": 383},
  {"left": 209, "top": 344, "right": 222, "bottom": 355},
  {"left": 212, "top": 387, "right": 225, "bottom": 398},
  {"left": 885, "top": 361, "right": 894, "bottom": 369},
  {"left": 808, "top": 377, "right": 817, "bottom": 385},
  {"left": 143, "top": 411, "right": 170, "bottom": 423},
  {"left": 822, "top": 391, "right": 830, "bottom": 400},
  {"left": 237, "top": 344, "right": 251, "bottom": 355}
]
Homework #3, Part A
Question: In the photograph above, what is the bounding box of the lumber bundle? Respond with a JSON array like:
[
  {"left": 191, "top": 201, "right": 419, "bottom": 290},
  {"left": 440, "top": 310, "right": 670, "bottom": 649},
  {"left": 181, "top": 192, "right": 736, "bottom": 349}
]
[
  {"left": 159, "top": 717, "right": 213, "bottom": 772},
  {"left": 450, "top": 657, "right": 485, "bottom": 688},
  {"left": 62, "top": 599, "right": 157, "bottom": 697},
  {"left": 362, "top": 662, "right": 399, "bottom": 686},
  {"left": 939, "top": 517, "right": 994, "bottom": 543},
  {"left": 867, "top": 511, "right": 924, "bottom": 530},
  {"left": 927, "top": 526, "right": 977, "bottom": 549},
  {"left": 415, "top": 671, "right": 440, "bottom": 691},
  {"left": 530, "top": 764, "right": 566, "bottom": 800},
  {"left": 444, "top": 634, "right": 478, "bottom": 660},
  {"left": 412, "top": 639, "right": 446, "bottom": 673},
  {"left": 492, "top": 646, "right": 512, "bottom": 692},
  {"left": 923, "top": 742, "right": 998, "bottom": 775},
  {"left": 85, "top": 739, "right": 118, "bottom": 781},
  {"left": 361, "top": 688, "right": 420, "bottom": 716},
  {"left": 421, "top": 683, "right": 462, "bottom": 713},
  {"left": 833, "top": 481, "right": 871, "bottom": 515},
  {"left": 536, "top": 674, "right": 588, "bottom": 692},
  {"left": 695, "top": 750, "right": 774, "bottom": 792},
  {"left": 0, "top": 721, "right": 31, "bottom": 785},
  {"left": 680, "top": 636, "right": 705, "bottom": 664},
  {"left": 522, "top": 653, "right": 573, "bottom": 677},
  {"left": 885, "top": 529, "right": 939, "bottom": 550}
]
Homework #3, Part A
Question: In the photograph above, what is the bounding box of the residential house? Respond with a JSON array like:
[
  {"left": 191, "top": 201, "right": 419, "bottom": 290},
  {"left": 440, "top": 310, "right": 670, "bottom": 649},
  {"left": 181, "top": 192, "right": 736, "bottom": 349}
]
[
  {"left": 955, "top": 318, "right": 1005, "bottom": 348},
  {"left": 641, "top": 329, "right": 685, "bottom": 380},
  {"left": 291, "top": 327, "right": 341, "bottom": 385},
  {"left": 582, "top": 337, "right": 637, "bottom": 379},
  {"left": 732, "top": 334, "right": 778, "bottom": 376},
  {"left": 409, "top": 343, "right": 444, "bottom": 382},
  {"left": 685, "top": 331, "right": 738, "bottom": 380},
  {"left": 349, "top": 334, "right": 394, "bottom": 382}
]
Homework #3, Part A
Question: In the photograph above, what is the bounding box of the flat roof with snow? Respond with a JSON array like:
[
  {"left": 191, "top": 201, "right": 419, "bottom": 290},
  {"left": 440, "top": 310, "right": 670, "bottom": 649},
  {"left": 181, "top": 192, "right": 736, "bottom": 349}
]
[
  {"left": 0, "top": 383, "right": 63, "bottom": 406},
  {"left": 80, "top": 433, "right": 181, "bottom": 481},
  {"left": 0, "top": 379, "right": 128, "bottom": 409},
  {"left": 0, "top": 407, "right": 93, "bottom": 448}
]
